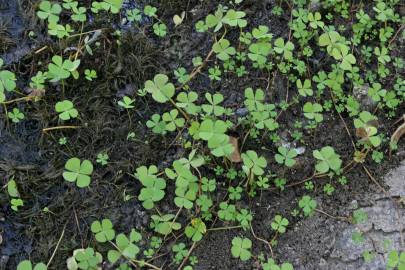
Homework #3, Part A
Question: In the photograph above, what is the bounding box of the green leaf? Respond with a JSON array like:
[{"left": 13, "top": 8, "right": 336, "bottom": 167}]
[
  {"left": 63, "top": 158, "right": 93, "bottom": 188},
  {"left": 231, "top": 237, "right": 252, "bottom": 261},
  {"left": 55, "top": 100, "right": 78, "bottom": 120},
  {"left": 91, "top": 219, "right": 115, "bottom": 243},
  {"left": 213, "top": 39, "right": 236, "bottom": 61},
  {"left": 144, "top": 74, "right": 175, "bottom": 103},
  {"left": 17, "top": 260, "right": 32, "bottom": 270},
  {"left": 313, "top": 146, "right": 342, "bottom": 174},
  {"left": 7, "top": 179, "right": 20, "bottom": 197}
]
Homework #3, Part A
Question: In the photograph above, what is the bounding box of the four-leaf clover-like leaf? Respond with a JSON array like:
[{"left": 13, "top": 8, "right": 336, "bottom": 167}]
[
  {"left": 63, "top": 158, "right": 94, "bottom": 188},
  {"left": 144, "top": 74, "right": 175, "bottom": 103},
  {"left": 275, "top": 147, "right": 297, "bottom": 167},
  {"left": 91, "top": 219, "right": 115, "bottom": 243},
  {"left": 231, "top": 237, "right": 252, "bottom": 261},
  {"left": 271, "top": 215, "right": 289, "bottom": 234},
  {"left": 213, "top": 39, "right": 236, "bottom": 61},
  {"left": 37, "top": 0, "right": 62, "bottom": 24},
  {"left": 313, "top": 146, "right": 342, "bottom": 174},
  {"left": 241, "top": 150, "right": 267, "bottom": 176},
  {"left": 135, "top": 165, "right": 166, "bottom": 209},
  {"left": 274, "top": 38, "right": 295, "bottom": 60},
  {"left": 296, "top": 79, "right": 313, "bottom": 97}
]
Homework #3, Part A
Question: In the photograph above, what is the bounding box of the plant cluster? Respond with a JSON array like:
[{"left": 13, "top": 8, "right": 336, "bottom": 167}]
[{"left": 6, "top": 0, "right": 404, "bottom": 269}]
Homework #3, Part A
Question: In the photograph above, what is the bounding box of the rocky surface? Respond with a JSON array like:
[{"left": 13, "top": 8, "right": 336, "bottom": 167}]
[{"left": 323, "top": 160, "right": 405, "bottom": 270}]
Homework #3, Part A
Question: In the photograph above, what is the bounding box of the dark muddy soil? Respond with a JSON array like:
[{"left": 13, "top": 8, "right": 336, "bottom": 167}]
[{"left": 0, "top": 0, "right": 404, "bottom": 269}]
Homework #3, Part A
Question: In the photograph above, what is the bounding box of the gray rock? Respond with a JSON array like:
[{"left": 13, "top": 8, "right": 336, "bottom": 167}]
[
  {"left": 382, "top": 160, "right": 405, "bottom": 198},
  {"left": 309, "top": 0, "right": 322, "bottom": 11},
  {"left": 325, "top": 161, "right": 405, "bottom": 270},
  {"left": 361, "top": 199, "right": 405, "bottom": 233},
  {"left": 353, "top": 84, "right": 377, "bottom": 111},
  {"left": 330, "top": 227, "right": 374, "bottom": 262},
  {"left": 235, "top": 107, "right": 249, "bottom": 117}
]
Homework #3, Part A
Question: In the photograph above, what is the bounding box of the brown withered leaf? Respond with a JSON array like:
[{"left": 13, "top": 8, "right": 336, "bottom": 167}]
[
  {"left": 355, "top": 120, "right": 379, "bottom": 139},
  {"left": 229, "top": 136, "right": 241, "bottom": 163},
  {"left": 391, "top": 115, "right": 405, "bottom": 148},
  {"left": 27, "top": 88, "right": 45, "bottom": 100}
]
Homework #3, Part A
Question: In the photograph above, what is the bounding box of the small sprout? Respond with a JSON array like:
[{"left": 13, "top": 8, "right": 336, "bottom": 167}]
[
  {"left": 84, "top": 69, "right": 97, "bottom": 81},
  {"left": 172, "top": 243, "right": 188, "bottom": 263},
  {"left": 305, "top": 181, "right": 314, "bottom": 191},
  {"left": 196, "top": 194, "right": 213, "bottom": 212},
  {"left": 55, "top": 100, "right": 78, "bottom": 120},
  {"left": 351, "top": 230, "right": 365, "bottom": 244},
  {"left": 222, "top": 9, "right": 247, "bottom": 28},
  {"left": 274, "top": 178, "right": 287, "bottom": 191},
  {"left": 308, "top": 12, "right": 324, "bottom": 29},
  {"left": 352, "top": 209, "right": 368, "bottom": 224},
  {"left": 71, "top": 6, "right": 87, "bottom": 22},
  {"left": 201, "top": 177, "right": 216, "bottom": 192},
  {"left": 271, "top": 215, "right": 289, "bottom": 234},
  {"left": 218, "top": 202, "right": 237, "bottom": 221},
  {"left": 192, "top": 56, "right": 203, "bottom": 67},
  {"left": 59, "top": 137, "right": 67, "bottom": 145},
  {"left": 162, "top": 109, "right": 185, "bottom": 131},
  {"left": 11, "top": 198, "right": 24, "bottom": 211},
  {"left": 231, "top": 237, "right": 252, "bottom": 261},
  {"left": 208, "top": 66, "right": 222, "bottom": 81},
  {"left": 63, "top": 158, "right": 94, "bottom": 188},
  {"left": 8, "top": 108, "right": 24, "bottom": 123},
  {"left": 367, "top": 83, "right": 386, "bottom": 102},
  {"left": 198, "top": 119, "right": 233, "bottom": 157},
  {"left": 228, "top": 186, "right": 243, "bottom": 200},
  {"left": 118, "top": 96, "right": 135, "bottom": 109},
  {"left": 323, "top": 183, "right": 335, "bottom": 195},
  {"left": 96, "top": 153, "right": 109, "bottom": 166},
  {"left": 48, "top": 23, "right": 73, "bottom": 39}
]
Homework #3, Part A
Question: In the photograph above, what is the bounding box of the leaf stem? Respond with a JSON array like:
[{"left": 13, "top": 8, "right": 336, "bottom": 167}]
[{"left": 42, "top": 126, "right": 81, "bottom": 133}]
